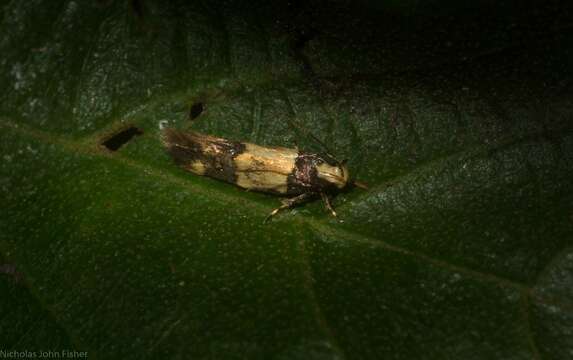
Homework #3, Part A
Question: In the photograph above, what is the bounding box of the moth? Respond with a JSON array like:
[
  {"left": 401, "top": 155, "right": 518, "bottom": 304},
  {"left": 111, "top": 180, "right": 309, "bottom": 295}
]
[{"left": 162, "top": 128, "right": 364, "bottom": 221}]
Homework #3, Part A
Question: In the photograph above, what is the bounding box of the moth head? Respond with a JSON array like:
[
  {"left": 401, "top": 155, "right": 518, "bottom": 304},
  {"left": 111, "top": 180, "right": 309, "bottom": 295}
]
[{"left": 316, "top": 161, "right": 349, "bottom": 189}]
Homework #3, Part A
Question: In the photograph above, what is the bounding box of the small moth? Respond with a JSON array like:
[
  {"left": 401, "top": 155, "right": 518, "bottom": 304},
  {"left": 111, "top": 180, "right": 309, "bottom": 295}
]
[{"left": 162, "top": 128, "right": 363, "bottom": 221}]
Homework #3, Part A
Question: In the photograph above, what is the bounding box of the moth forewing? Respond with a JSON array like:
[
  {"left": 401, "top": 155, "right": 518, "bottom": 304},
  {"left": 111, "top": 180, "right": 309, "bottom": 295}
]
[
  {"left": 234, "top": 143, "right": 298, "bottom": 194},
  {"left": 162, "top": 128, "right": 351, "bottom": 220}
]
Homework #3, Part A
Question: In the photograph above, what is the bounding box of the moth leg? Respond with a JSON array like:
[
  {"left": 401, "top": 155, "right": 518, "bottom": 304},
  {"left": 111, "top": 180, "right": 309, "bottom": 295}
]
[
  {"left": 320, "top": 192, "right": 337, "bottom": 217},
  {"left": 264, "top": 193, "right": 315, "bottom": 223}
]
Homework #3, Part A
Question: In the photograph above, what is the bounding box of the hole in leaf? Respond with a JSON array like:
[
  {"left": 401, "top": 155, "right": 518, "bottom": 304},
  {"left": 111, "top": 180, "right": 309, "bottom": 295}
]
[
  {"left": 101, "top": 126, "right": 143, "bottom": 151},
  {"left": 189, "top": 102, "right": 204, "bottom": 121}
]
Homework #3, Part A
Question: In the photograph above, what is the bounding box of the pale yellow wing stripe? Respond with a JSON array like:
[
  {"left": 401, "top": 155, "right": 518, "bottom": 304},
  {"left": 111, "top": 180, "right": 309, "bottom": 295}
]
[{"left": 234, "top": 144, "right": 298, "bottom": 193}]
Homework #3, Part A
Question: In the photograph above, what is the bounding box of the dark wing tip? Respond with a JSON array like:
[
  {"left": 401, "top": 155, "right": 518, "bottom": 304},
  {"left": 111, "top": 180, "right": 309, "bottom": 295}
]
[
  {"left": 161, "top": 128, "right": 202, "bottom": 166},
  {"left": 161, "top": 128, "right": 181, "bottom": 147},
  {"left": 161, "top": 128, "right": 199, "bottom": 150}
]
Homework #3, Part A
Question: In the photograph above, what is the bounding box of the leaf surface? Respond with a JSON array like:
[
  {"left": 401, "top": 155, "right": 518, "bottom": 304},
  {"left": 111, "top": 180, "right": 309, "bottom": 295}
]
[{"left": 1, "top": 1, "right": 572, "bottom": 359}]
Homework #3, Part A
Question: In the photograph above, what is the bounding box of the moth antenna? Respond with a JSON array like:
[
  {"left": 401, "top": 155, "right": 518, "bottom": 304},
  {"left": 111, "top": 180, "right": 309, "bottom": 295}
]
[
  {"left": 286, "top": 117, "right": 340, "bottom": 163},
  {"left": 352, "top": 180, "right": 369, "bottom": 190}
]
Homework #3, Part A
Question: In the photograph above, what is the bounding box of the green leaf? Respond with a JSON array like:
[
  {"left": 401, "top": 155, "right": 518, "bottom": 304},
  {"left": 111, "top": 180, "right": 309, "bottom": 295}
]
[{"left": 1, "top": 0, "right": 572, "bottom": 359}]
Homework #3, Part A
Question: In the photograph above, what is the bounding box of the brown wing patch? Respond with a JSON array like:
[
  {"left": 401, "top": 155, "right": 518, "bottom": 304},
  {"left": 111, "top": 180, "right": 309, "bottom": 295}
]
[{"left": 162, "top": 129, "right": 245, "bottom": 183}]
